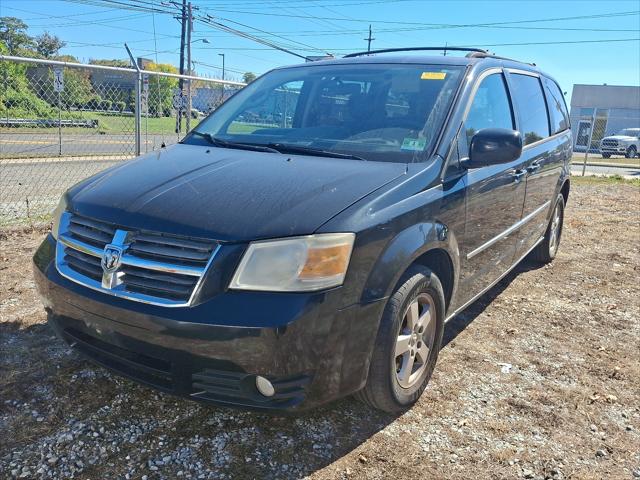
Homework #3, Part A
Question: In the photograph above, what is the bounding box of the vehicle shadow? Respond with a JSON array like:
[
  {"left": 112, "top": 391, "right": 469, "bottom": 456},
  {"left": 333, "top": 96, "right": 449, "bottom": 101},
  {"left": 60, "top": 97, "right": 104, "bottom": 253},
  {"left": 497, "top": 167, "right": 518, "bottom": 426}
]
[{"left": 442, "top": 259, "right": 545, "bottom": 348}]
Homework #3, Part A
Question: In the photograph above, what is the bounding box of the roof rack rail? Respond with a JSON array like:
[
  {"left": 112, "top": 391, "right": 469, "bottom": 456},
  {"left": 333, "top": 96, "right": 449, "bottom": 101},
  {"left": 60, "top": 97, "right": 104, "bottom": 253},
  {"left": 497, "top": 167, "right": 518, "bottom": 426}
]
[
  {"left": 343, "top": 46, "right": 487, "bottom": 58},
  {"left": 465, "top": 51, "right": 536, "bottom": 66}
]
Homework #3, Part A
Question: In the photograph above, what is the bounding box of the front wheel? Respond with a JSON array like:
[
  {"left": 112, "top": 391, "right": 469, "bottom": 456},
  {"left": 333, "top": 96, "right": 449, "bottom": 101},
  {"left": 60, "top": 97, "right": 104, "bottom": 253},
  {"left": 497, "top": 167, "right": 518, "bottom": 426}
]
[
  {"left": 530, "top": 194, "right": 565, "bottom": 264},
  {"left": 355, "top": 265, "right": 445, "bottom": 413},
  {"left": 601, "top": 152, "right": 611, "bottom": 159},
  {"left": 626, "top": 146, "right": 638, "bottom": 159}
]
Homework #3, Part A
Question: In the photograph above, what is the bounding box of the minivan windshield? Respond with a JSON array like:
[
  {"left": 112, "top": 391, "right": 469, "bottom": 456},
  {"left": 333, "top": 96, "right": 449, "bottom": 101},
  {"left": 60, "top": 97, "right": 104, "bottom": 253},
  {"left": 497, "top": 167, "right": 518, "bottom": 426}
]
[{"left": 186, "top": 63, "right": 465, "bottom": 163}]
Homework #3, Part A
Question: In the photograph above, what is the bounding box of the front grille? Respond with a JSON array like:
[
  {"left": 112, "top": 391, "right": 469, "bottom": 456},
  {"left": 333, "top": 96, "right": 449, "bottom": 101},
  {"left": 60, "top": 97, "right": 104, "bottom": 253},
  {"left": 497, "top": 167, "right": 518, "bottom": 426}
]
[
  {"left": 56, "top": 212, "right": 219, "bottom": 306},
  {"left": 63, "top": 328, "right": 173, "bottom": 390},
  {"left": 601, "top": 139, "right": 618, "bottom": 147}
]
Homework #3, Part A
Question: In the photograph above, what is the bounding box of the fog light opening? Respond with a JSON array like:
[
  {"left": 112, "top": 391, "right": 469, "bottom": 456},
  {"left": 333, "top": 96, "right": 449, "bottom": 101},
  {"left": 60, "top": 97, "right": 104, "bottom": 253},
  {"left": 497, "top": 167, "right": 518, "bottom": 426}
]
[{"left": 255, "top": 376, "right": 275, "bottom": 397}]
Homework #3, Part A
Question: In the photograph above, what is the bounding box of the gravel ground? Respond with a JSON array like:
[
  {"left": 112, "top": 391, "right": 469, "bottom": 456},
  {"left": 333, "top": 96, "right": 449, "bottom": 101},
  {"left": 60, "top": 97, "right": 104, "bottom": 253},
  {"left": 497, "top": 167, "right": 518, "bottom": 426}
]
[{"left": 1, "top": 177, "right": 639, "bottom": 480}]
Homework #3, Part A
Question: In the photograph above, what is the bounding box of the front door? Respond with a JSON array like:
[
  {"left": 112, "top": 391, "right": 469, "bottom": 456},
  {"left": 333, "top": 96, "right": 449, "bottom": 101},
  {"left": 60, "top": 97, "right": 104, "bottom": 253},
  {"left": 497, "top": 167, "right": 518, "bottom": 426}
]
[{"left": 458, "top": 70, "right": 527, "bottom": 302}]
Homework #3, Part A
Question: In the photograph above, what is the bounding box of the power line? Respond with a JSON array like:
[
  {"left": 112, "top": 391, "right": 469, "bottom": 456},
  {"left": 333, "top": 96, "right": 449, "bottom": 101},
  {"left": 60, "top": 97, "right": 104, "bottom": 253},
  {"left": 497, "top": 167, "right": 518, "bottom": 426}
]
[
  {"left": 197, "top": 15, "right": 312, "bottom": 59},
  {"left": 190, "top": 8, "right": 640, "bottom": 27},
  {"left": 62, "top": 0, "right": 326, "bottom": 60}
]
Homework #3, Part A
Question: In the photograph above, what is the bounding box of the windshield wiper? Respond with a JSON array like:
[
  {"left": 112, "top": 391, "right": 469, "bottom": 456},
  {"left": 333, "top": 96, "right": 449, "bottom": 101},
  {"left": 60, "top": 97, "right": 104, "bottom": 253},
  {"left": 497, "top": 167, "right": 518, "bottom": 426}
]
[
  {"left": 190, "top": 131, "right": 280, "bottom": 153},
  {"left": 264, "top": 143, "right": 366, "bottom": 161}
]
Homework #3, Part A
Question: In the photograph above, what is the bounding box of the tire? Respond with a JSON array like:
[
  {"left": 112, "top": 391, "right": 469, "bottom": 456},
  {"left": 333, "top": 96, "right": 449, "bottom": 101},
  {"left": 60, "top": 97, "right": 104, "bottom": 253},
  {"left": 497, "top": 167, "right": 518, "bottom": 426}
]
[
  {"left": 626, "top": 146, "right": 638, "bottom": 159},
  {"left": 601, "top": 153, "right": 611, "bottom": 159},
  {"left": 355, "top": 265, "right": 445, "bottom": 413},
  {"left": 530, "top": 194, "right": 565, "bottom": 264}
]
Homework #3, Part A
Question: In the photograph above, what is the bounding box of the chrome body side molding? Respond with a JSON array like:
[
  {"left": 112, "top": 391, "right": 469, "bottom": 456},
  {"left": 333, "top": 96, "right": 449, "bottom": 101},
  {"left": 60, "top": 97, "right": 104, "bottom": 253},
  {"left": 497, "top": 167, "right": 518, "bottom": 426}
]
[
  {"left": 445, "top": 235, "right": 544, "bottom": 322},
  {"left": 466, "top": 201, "right": 550, "bottom": 260}
]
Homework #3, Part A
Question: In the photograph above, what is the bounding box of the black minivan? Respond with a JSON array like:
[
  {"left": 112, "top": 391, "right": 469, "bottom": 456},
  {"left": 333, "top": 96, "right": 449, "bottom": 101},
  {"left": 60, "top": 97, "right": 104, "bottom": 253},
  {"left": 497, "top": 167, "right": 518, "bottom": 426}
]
[{"left": 34, "top": 47, "right": 571, "bottom": 412}]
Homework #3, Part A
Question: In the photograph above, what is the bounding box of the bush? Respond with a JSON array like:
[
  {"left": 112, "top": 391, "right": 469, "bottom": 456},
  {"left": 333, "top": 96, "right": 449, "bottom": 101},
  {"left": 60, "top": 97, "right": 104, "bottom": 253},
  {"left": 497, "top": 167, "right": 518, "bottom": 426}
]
[
  {"left": 115, "top": 101, "right": 126, "bottom": 112},
  {"left": 1, "top": 88, "right": 56, "bottom": 118},
  {"left": 99, "top": 99, "right": 112, "bottom": 111},
  {"left": 85, "top": 96, "right": 101, "bottom": 110}
]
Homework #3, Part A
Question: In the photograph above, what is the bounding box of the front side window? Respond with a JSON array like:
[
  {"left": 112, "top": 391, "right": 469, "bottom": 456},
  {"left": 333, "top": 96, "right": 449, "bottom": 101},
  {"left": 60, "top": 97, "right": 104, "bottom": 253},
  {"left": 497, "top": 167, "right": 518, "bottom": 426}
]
[
  {"left": 186, "top": 64, "right": 465, "bottom": 163},
  {"left": 510, "top": 74, "right": 550, "bottom": 145},
  {"left": 465, "top": 72, "right": 514, "bottom": 144},
  {"left": 543, "top": 78, "right": 569, "bottom": 134}
]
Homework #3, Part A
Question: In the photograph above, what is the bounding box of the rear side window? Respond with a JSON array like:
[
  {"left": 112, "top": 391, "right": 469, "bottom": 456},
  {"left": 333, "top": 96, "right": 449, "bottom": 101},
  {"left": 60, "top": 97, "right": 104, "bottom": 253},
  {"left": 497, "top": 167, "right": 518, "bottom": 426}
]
[
  {"left": 509, "top": 74, "right": 550, "bottom": 145},
  {"left": 543, "top": 78, "right": 570, "bottom": 134},
  {"left": 465, "top": 73, "right": 514, "bottom": 143}
]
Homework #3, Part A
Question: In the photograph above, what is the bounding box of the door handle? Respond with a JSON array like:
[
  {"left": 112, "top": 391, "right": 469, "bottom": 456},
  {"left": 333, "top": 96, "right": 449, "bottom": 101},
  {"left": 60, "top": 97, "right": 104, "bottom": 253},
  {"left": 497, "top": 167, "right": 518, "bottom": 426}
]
[
  {"left": 527, "top": 161, "right": 541, "bottom": 174},
  {"left": 512, "top": 169, "right": 526, "bottom": 183}
]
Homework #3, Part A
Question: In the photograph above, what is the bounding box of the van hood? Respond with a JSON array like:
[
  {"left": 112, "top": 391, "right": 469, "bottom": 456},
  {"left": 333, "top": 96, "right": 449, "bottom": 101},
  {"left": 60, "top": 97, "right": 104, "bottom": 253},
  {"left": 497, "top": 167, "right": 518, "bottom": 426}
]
[
  {"left": 603, "top": 135, "right": 635, "bottom": 142},
  {"left": 69, "top": 144, "right": 406, "bottom": 242}
]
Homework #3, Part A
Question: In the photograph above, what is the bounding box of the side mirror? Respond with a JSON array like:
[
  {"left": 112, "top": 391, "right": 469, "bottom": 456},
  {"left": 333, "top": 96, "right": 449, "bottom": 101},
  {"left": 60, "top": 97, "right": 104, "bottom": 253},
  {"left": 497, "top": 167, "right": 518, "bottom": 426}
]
[{"left": 466, "top": 128, "right": 523, "bottom": 168}]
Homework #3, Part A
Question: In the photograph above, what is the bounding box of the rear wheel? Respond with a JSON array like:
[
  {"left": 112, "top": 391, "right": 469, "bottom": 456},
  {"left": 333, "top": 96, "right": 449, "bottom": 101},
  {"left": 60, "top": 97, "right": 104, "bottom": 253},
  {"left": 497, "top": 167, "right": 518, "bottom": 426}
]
[
  {"left": 601, "top": 152, "right": 611, "bottom": 159},
  {"left": 530, "top": 194, "right": 565, "bottom": 264},
  {"left": 355, "top": 265, "right": 444, "bottom": 413},
  {"left": 626, "top": 146, "right": 638, "bottom": 159}
]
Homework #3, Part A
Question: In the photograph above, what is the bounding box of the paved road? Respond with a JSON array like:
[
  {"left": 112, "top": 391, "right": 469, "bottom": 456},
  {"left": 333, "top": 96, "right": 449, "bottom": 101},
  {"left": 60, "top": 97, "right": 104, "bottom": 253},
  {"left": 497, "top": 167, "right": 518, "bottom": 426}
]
[
  {"left": 570, "top": 164, "right": 640, "bottom": 178},
  {"left": 0, "top": 133, "right": 179, "bottom": 157}
]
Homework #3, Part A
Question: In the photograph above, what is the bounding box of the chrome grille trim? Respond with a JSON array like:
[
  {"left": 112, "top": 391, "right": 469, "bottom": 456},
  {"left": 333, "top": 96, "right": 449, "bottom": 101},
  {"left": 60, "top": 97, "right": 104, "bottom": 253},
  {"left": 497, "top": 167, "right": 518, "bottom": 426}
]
[
  {"left": 55, "top": 212, "right": 220, "bottom": 307},
  {"left": 58, "top": 234, "right": 203, "bottom": 276}
]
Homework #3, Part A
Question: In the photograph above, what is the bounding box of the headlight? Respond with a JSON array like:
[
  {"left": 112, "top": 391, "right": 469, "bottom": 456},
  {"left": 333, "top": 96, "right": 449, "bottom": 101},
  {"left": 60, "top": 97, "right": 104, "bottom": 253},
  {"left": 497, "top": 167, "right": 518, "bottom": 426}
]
[
  {"left": 50, "top": 196, "right": 67, "bottom": 240},
  {"left": 229, "top": 233, "right": 355, "bottom": 292}
]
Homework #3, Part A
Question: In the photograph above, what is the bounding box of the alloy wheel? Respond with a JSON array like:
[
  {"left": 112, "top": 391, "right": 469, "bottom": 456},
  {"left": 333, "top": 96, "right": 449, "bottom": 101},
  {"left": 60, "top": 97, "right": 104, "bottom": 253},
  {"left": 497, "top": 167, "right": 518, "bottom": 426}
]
[
  {"left": 395, "top": 293, "right": 437, "bottom": 388},
  {"left": 549, "top": 201, "right": 563, "bottom": 255}
]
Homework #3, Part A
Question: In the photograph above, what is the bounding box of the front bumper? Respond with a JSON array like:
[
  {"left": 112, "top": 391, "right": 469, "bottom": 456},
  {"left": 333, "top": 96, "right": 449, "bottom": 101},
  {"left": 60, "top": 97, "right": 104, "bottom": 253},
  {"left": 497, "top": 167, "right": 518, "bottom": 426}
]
[
  {"left": 34, "top": 234, "right": 385, "bottom": 411},
  {"left": 600, "top": 146, "right": 627, "bottom": 154}
]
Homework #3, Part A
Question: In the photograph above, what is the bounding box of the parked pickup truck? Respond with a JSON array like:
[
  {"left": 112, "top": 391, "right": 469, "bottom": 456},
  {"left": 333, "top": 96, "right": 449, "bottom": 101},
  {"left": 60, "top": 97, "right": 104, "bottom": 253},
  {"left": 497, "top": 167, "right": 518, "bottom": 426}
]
[
  {"left": 34, "top": 47, "right": 571, "bottom": 413},
  {"left": 600, "top": 128, "right": 640, "bottom": 158}
]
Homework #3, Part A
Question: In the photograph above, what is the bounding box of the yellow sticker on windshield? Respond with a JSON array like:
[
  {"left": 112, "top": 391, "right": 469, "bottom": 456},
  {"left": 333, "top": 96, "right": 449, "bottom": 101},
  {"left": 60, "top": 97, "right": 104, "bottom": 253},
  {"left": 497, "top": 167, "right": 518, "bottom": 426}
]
[{"left": 421, "top": 72, "right": 447, "bottom": 80}]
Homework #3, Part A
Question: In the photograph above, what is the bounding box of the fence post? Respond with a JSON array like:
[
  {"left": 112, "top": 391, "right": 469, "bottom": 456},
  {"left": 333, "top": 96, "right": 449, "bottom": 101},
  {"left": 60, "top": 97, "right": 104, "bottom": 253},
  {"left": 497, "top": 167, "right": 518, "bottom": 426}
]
[
  {"left": 582, "top": 108, "right": 597, "bottom": 177},
  {"left": 135, "top": 71, "right": 142, "bottom": 156},
  {"left": 58, "top": 89, "right": 62, "bottom": 156},
  {"left": 125, "top": 44, "right": 142, "bottom": 156}
]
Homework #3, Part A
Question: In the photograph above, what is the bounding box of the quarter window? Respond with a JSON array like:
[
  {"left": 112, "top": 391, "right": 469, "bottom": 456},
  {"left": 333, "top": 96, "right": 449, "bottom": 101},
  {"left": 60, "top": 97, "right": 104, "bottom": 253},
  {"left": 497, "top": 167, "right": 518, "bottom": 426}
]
[
  {"left": 543, "top": 78, "right": 569, "bottom": 134},
  {"left": 465, "top": 73, "right": 514, "bottom": 144},
  {"left": 509, "top": 74, "right": 550, "bottom": 145}
]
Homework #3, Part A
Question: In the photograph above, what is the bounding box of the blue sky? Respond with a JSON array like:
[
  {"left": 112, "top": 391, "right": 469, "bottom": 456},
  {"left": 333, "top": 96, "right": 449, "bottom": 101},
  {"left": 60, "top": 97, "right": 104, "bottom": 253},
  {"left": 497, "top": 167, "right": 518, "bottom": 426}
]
[{"left": 1, "top": 0, "right": 639, "bottom": 101}]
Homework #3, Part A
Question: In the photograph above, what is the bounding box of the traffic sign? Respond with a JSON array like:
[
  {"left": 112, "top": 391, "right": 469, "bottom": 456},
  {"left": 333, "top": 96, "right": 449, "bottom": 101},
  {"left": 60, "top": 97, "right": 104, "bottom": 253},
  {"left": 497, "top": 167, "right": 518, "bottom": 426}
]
[{"left": 53, "top": 67, "right": 64, "bottom": 92}]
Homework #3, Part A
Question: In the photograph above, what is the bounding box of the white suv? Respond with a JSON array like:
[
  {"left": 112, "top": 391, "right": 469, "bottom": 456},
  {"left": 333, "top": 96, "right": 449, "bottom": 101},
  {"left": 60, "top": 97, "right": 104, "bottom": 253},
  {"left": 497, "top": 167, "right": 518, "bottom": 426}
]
[{"left": 600, "top": 128, "right": 640, "bottom": 159}]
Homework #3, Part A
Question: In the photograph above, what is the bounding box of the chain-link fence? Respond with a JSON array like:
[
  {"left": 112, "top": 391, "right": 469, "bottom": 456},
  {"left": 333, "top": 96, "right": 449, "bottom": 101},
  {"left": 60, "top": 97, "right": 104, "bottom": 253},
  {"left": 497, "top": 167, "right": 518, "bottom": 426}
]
[
  {"left": 570, "top": 109, "right": 640, "bottom": 175},
  {"left": 1, "top": 55, "right": 244, "bottom": 223}
]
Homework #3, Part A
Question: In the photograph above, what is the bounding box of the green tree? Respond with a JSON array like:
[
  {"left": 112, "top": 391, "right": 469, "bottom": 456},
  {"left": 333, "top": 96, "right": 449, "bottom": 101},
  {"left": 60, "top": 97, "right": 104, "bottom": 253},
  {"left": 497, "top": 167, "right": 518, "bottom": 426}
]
[
  {"left": 35, "top": 32, "right": 66, "bottom": 58},
  {"left": 0, "top": 17, "right": 34, "bottom": 54},
  {"left": 145, "top": 62, "right": 179, "bottom": 117},
  {"left": 242, "top": 72, "right": 257, "bottom": 84},
  {"left": 0, "top": 42, "right": 54, "bottom": 118}
]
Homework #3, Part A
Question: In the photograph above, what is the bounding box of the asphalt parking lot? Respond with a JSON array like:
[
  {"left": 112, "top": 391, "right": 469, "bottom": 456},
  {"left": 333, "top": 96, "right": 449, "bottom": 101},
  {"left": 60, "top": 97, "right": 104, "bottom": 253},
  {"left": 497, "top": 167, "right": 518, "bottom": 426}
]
[{"left": 1, "top": 177, "right": 639, "bottom": 480}]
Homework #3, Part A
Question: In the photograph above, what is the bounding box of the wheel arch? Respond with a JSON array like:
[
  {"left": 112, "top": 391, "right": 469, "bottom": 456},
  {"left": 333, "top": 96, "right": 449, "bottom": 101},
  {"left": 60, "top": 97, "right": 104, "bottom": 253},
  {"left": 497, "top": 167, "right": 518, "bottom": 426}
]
[
  {"left": 560, "top": 178, "right": 570, "bottom": 205},
  {"left": 361, "top": 221, "right": 460, "bottom": 312}
]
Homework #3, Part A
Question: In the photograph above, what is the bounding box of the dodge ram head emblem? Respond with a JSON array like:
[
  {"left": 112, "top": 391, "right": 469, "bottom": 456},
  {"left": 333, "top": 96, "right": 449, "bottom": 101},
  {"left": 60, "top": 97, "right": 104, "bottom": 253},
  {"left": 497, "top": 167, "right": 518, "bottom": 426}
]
[{"left": 101, "top": 245, "right": 123, "bottom": 273}]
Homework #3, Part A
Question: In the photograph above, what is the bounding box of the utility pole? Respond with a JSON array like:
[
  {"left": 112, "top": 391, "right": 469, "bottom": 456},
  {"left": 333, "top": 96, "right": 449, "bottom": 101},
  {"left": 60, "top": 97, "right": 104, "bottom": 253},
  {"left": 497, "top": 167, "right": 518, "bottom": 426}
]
[
  {"left": 218, "top": 53, "right": 225, "bottom": 81},
  {"left": 176, "top": 0, "right": 187, "bottom": 134},
  {"left": 218, "top": 53, "right": 225, "bottom": 108},
  {"left": 365, "top": 25, "right": 375, "bottom": 52},
  {"left": 185, "top": 1, "right": 192, "bottom": 132}
]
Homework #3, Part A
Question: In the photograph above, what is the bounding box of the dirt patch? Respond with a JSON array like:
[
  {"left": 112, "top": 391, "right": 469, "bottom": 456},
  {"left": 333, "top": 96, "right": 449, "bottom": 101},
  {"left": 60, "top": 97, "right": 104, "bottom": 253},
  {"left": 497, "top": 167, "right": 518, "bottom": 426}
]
[{"left": 1, "top": 180, "right": 639, "bottom": 480}]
